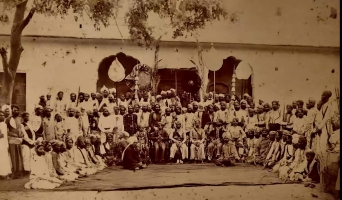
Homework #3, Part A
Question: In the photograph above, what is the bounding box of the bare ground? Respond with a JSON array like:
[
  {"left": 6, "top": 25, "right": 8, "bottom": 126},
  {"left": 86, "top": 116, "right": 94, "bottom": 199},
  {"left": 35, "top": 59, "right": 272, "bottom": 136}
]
[{"left": 0, "top": 163, "right": 335, "bottom": 200}]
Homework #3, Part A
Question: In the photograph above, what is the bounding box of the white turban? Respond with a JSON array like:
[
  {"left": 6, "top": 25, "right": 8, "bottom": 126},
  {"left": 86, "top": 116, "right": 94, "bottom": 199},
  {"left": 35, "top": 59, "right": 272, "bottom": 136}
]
[
  {"left": 100, "top": 85, "right": 109, "bottom": 93},
  {"left": 156, "top": 95, "right": 162, "bottom": 99},
  {"left": 127, "top": 136, "right": 138, "bottom": 145},
  {"left": 219, "top": 94, "right": 224, "bottom": 97},
  {"left": 161, "top": 90, "right": 167, "bottom": 95},
  {"left": 167, "top": 90, "right": 171, "bottom": 94},
  {"left": 1, "top": 104, "right": 10, "bottom": 112}
]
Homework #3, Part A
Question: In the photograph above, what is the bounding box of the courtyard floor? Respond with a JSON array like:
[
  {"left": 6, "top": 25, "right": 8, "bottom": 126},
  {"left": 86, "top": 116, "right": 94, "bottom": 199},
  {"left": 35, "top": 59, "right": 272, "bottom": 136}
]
[{"left": 0, "top": 163, "right": 335, "bottom": 200}]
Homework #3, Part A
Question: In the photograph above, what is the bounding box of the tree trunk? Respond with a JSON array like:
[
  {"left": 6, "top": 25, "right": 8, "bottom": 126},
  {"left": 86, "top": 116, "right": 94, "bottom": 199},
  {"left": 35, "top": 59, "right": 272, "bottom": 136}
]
[
  {"left": 195, "top": 41, "right": 208, "bottom": 102},
  {"left": 0, "top": 1, "right": 35, "bottom": 106},
  {"left": 151, "top": 36, "right": 162, "bottom": 96}
]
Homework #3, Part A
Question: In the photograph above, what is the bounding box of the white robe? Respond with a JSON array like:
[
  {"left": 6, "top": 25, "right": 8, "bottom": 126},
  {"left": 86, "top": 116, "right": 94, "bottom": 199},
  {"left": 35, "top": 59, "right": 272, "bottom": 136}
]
[{"left": 0, "top": 122, "right": 11, "bottom": 176}]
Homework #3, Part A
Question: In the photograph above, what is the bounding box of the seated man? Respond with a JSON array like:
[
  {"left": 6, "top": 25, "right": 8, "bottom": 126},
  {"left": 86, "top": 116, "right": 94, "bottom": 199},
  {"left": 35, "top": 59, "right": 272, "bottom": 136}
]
[
  {"left": 207, "top": 120, "right": 225, "bottom": 161},
  {"left": 122, "top": 136, "right": 147, "bottom": 170},
  {"left": 111, "top": 127, "right": 130, "bottom": 163},
  {"left": 136, "top": 125, "right": 150, "bottom": 164},
  {"left": 169, "top": 121, "right": 188, "bottom": 164},
  {"left": 214, "top": 136, "right": 240, "bottom": 167},
  {"left": 150, "top": 122, "right": 169, "bottom": 163},
  {"left": 190, "top": 119, "right": 206, "bottom": 163}
]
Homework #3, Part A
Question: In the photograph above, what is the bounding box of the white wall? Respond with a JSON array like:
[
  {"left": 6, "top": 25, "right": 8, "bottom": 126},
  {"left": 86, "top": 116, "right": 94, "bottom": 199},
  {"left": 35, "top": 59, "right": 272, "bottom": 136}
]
[
  {"left": 0, "top": 36, "right": 339, "bottom": 112},
  {"left": 0, "top": 0, "right": 340, "bottom": 47}
]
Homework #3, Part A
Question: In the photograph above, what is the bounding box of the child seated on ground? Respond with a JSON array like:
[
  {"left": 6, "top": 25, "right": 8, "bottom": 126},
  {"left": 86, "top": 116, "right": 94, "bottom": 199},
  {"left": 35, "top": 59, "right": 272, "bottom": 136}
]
[{"left": 303, "top": 149, "right": 320, "bottom": 186}]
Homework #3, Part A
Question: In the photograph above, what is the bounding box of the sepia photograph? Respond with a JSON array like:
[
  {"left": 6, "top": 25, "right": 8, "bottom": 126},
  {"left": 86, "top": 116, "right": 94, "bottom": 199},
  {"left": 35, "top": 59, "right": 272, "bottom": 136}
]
[{"left": 0, "top": 0, "right": 340, "bottom": 199}]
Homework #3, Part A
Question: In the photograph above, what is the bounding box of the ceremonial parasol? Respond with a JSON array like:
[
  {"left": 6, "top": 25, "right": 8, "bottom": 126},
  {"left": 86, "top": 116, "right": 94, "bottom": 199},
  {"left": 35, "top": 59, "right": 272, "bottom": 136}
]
[{"left": 203, "top": 43, "right": 223, "bottom": 97}]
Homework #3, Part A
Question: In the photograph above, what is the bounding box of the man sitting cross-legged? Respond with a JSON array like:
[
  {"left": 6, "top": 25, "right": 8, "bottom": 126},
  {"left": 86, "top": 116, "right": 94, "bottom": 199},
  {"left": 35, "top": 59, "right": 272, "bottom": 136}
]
[{"left": 214, "top": 136, "right": 240, "bottom": 167}]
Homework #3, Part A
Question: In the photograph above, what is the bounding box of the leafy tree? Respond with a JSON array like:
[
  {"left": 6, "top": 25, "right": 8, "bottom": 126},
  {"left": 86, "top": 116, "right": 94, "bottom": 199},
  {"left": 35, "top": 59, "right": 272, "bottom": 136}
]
[{"left": 0, "top": 0, "right": 227, "bottom": 105}]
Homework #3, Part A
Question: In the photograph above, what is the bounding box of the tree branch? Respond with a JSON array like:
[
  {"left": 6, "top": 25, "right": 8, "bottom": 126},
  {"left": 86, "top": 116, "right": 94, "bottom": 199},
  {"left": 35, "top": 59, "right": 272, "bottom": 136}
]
[
  {"left": 20, "top": 7, "right": 36, "bottom": 30},
  {"left": 0, "top": 47, "right": 13, "bottom": 80}
]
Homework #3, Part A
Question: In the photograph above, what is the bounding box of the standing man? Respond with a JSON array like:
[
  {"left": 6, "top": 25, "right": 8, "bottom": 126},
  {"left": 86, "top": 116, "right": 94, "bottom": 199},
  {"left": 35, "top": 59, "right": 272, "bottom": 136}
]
[
  {"left": 20, "top": 112, "right": 36, "bottom": 176},
  {"left": 54, "top": 91, "right": 66, "bottom": 117},
  {"left": 42, "top": 107, "right": 55, "bottom": 141},
  {"left": 66, "top": 93, "right": 78, "bottom": 112},
  {"left": 0, "top": 111, "right": 12, "bottom": 178},
  {"left": 6, "top": 105, "right": 24, "bottom": 179},
  {"left": 123, "top": 105, "right": 138, "bottom": 136},
  {"left": 30, "top": 105, "right": 44, "bottom": 140}
]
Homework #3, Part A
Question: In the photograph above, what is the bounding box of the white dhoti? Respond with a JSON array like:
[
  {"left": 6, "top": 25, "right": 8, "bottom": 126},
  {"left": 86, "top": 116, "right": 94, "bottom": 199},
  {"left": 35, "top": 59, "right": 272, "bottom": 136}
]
[
  {"left": 190, "top": 143, "right": 205, "bottom": 160},
  {"left": 22, "top": 145, "right": 33, "bottom": 171},
  {"left": 170, "top": 143, "right": 188, "bottom": 159}
]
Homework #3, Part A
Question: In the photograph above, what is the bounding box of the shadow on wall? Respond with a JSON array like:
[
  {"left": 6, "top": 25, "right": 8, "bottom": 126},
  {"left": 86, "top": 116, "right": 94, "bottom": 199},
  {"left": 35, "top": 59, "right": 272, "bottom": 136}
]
[{"left": 97, "top": 52, "right": 140, "bottom": 95}]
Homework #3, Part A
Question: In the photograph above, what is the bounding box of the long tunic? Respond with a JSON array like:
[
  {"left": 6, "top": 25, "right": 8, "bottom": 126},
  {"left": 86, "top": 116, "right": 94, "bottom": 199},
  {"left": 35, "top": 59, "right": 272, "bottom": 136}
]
[
  {"left": 123, "top": 113, "right": 138, "bottom": 135},
  {"left": 0, "top": 122, "right": 11, "bottom": 176},
  {"left": 138, "top": 112, "right": 150, "bottom": 128},
  {"left": 30, "top": 114, "right": 43, "bottom": 139},
  {"left": 21, "top": 122, "right": 36, "bottom": 171},
  {"left": 42, "top": 117, "right": 55, "bottom": 141},
  {"left": 6, "top": 116, "right": 24, "bottom": 175},
  {"left": 24, "top": 153, "right": 62, "bottom": 190}
]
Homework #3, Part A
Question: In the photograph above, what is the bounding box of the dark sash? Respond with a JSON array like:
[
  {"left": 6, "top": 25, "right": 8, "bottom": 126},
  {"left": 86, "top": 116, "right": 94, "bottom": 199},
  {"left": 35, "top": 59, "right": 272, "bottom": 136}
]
[{"left": 22, "top": 122, "right": 35, "bottom": 148}]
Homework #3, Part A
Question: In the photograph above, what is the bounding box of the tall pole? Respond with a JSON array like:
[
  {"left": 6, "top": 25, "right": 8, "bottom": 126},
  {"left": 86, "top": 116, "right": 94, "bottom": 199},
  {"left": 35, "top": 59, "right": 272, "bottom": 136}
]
[
  {"left": 175, "top": 70, "right": 178, "bottom": 94},
  {"left": 213, "top": 71, "right": 216, "bottom": 98}
]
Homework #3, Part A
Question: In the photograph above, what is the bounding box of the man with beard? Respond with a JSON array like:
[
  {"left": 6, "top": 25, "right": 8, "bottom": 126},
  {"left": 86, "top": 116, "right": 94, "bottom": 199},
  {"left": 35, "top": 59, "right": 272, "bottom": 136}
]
[
  {"left": 202, "top": 104, "right": 215, "bottom": 133},
  {"left": 150, "top": 122, "right": 169, "bottom": 163},
  {"left": 240, "top": 100, "right": 249, "bottom": 117},
  {"left": 149, "top": 104, "right": 163, "bottom": 132},
  {"left": 138, "top": 103, "right": 151, "bottom": 132},
  {"left": 169, "top": 121, "right": 188, "bottom": 163},
  {"left": 118, "top": 94, "right": 129, "bottom": 109},
  {"left": 305, "top": 98, "right": 319, "bottom": 149},
  {"left": 245, "top": 108, "right": 258, "bottom": 133},
  {"left": 173, "top": 105, "right": 185, "bottom": 133},
  {"left": 184, "top": 104, "right": 195, "bottom": 134},
  {"left": 6, "top": 105, "right": 24, "bottom": 178},
  {"left": 42, "top": 107, "right": 56, "bottom": 141},
  {"left": 1, "top": 104, "right": 11, "bottom": 118},
  {"left": 20, "top": 112, "right": 36, "bottom": 176},
  {"left": 96, "top": 94, "right": 107, "bottom": 113},
  {"left": 190, "top": 119, "right": 206, "bottom": 163},
  {"left": 282, "top": 105, "right": 295, "bottom": 130},
  {"left": 100, "top": 86, "right": 110, "bottom": 106},
  {"left": 79, "top": 93, "right": 92, "bottom": 112},
  {"left": 230, "top": 102, "right": 245, "bottom": 127},
  {"left": 66, "top": 93, "right": 78, "bottom": 113},
  {"left": 24, "top": 140, "right": 63, "bottom": 190},
  {"left": 193, "top": 101, "right": 203, "bottom": 126},
  {"left": 119, "top": 105, "right": 126, "bottom": 115},
  {"left": 54, "top": 91, "right": 66, "bottom": 117},
  {"left": 215, "top": 102, "right": 229, "bottom": 125},
  {"left": 78, "top": 92, "right": 84, "bottom": 105},
  {"left": 140, "top": 92, "right": 150, "bottom": 104},
  {"left": 90, "top": 93, "right": 98, "bottom": 108},
  {"left": 207, "top": 120, "right": 225, "bottom": 161},
  {"left": 75, "top": 107, "right": 88, "bottom": 137},
  {"left": 296, "top": 100, "right": 308, "bottom": 116},
  {"left": 106, "top": 94, "right": 116, "bottom": 114},
  {"left": 254, "top": 128, "right": 272, "bottom": 165},
  {"left": 74, "top": 136, "right": 99, "bottom": 174},
  {"left": 0, "top": 111, "right": 12, "bottom": 179},
  {"left": 98, "top": 107, "right": 115, "bottom": 154},
  {"left": 267, "top": 101, "right": 282, "bottom": 131},
  {"left": 256, "top": 105, "right": 267, "bottom": 128},
  {"left": 133, "top": 104, "right": 141, "bottom": 115},
  {"left": 30, "top": 105, "right": 44, "bottom": 140},
  {"left": 162, "top": 108, "right": 174, "bottom": 136},
  {"left": 123, "top": 105, "right": 138, "bottom": 136},
  {"left": 64, "top": 107, "right": 79, "bottom": 142}
]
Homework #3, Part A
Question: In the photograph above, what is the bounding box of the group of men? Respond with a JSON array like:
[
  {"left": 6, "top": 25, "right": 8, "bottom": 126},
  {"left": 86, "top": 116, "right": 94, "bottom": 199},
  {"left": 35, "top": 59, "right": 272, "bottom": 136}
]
[{"left": 0, "top": 85, "right": 339, "bottom": 192}]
